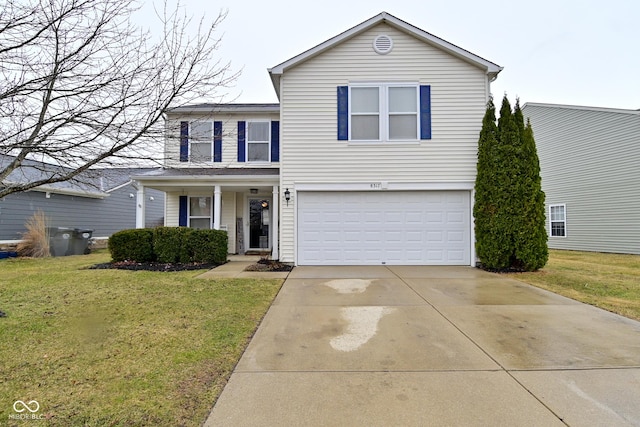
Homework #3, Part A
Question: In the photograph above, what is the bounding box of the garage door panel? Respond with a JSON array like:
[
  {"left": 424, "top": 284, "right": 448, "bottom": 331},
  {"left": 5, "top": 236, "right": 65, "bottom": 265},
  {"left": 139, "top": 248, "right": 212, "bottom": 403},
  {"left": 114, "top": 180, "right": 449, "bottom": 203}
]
[
  {"left": 364, "top": 230, "right": 383, "bottom": 242},
  {"left": 384, "top": 211, "right": 404, "bottom": 224},
  {"left": 426, "top": 212, "right": 444, "bottom": 224},
  {"left": 405, "top": 231, "right": 424, "bottom": 245},
  {"left": 297, "top": 191, "right": 470, "bottom": 265},
  {"left": 343, "top": 212, "right": 361, "bottom": 223},
  {"left": 447, "top": 231, "right": 465, "bottom": 242},
  {"left": 447, "top": 211, "right": 465, "bottom": 223},
  {"left": 405, "top": 212, "right": 423, "bottom": 224},
  {"left": 447, "top": 250, "right": 466, "bottom": 262},
  {"left": 426, "top": 231, "right": 444, "bottom": 243},
  {"left": 427, "top": 250, "right": 446, "bottom": 262},
  {"left": 323, "top": 231, "right": 341, "bottom": 243}
]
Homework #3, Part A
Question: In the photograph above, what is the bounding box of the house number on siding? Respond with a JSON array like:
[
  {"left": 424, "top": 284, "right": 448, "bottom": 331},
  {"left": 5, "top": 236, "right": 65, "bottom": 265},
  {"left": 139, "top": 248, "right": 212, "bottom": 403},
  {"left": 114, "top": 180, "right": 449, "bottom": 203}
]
[{"left": 370, "top": 183, "right": 382, "bottom": 189}]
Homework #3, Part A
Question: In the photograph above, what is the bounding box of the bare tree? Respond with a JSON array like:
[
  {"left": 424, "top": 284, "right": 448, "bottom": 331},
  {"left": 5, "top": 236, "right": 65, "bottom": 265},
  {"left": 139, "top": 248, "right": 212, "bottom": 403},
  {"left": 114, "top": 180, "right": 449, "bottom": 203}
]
[{"left": 0, "top": 0, "right": 237, "bottom": 198}]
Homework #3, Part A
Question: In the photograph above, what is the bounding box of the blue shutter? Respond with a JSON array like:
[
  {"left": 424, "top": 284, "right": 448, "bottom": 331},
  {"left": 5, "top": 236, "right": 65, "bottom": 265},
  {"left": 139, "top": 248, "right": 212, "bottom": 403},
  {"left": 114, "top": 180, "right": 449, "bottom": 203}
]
[
  {"left": 337, "top": 86, "right": 348, "bottom": 140},
  {"left": 270, "top": 121, "right": 279, "bottom": 162},
  {"left": 213, "top": 121, "right": 222, "bottom": 162},
  {"left": 420, "top": 85, "right": 432, "bottom": 140},
  {"left": 237, "top": 121, "right": 246, "bottom": 162},
  {"left": 179, "top": 121, "right": 189, "bottom": 162},
  {"left": 179, "top": 196, "right": 188, "bottom": 227}
]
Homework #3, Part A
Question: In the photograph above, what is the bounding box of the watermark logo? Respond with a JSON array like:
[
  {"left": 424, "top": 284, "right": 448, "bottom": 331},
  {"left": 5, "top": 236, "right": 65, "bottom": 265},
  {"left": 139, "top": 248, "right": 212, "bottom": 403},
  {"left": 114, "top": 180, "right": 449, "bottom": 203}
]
[
  {"left": 13, "top": 401, "right": 40, "bottom": 413},
  {"left": 10, "top": 400, "right": 44, "bottom": 420}
]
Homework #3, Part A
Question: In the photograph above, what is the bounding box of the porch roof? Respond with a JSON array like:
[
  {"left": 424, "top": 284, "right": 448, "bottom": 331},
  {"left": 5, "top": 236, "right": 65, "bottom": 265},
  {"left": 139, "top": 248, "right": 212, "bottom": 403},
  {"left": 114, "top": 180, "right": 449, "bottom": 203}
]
[
  {"left": 131, "top": 167, "right": 279, "bottom": 193},
  {"left": 132, "top": 167, "right": 279, "bottom": 179}
]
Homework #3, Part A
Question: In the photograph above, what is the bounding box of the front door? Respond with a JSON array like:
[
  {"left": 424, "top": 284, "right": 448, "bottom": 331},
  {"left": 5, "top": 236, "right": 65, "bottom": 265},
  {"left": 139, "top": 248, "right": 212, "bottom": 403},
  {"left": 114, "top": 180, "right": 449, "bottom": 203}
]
[{"left": 248, "top": 197, "right": 270, "bottom": 250}]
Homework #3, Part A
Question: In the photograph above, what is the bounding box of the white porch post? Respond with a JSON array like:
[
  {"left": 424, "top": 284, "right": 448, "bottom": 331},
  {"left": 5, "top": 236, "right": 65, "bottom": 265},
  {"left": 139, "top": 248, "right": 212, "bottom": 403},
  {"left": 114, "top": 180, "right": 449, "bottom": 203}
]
[
  {"left": 135, "top": 184, "right": 146, "bottom": 228},
  {"left": 272, "top": 185, "right": 279, "bottom": 260},
  {"left": 213, "top": 185, "right": 221, "bottom": 230}
]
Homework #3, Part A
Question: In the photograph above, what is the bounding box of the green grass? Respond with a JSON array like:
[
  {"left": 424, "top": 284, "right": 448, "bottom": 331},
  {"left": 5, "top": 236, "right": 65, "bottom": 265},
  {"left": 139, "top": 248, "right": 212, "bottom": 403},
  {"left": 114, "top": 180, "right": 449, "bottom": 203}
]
[
  {"left": 0, "top": 251, "right": 283, "bottom": 426},
  {"left": 509, "top": 249, "right": 640, "bottom": 321}
]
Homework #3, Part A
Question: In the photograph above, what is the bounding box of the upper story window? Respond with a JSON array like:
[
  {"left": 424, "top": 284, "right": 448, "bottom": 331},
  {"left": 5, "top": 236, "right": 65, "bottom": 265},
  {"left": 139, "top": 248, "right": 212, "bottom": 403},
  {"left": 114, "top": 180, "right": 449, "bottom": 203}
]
[
  {"left": 190, "top": 121, "right": 213, "bottom": 162},
  {"left": 337, "top": 84, "right": 430, "bottom": 142},
  {"left": 247, "top": 120, "right": 270, "bottom": 162},
  {"left": 549, "top": 204, "right": 566, "bottom": 237},
  {"left": 179, "top": 120, "right": 221, "bottom": 163},
  {"left": 350, "top": 84, "right": 419, "bottom": 142}
]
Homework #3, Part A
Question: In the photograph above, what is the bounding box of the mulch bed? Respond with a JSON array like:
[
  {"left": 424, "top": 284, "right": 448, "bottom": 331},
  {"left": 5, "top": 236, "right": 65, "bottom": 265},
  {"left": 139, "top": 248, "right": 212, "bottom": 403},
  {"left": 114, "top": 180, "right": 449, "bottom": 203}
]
[
  {"left": 477, "top": 265, "right": 527, "bottom": 274},
  {"left": 88, "top": 258, "right": 293, "bottom": 273},
  {"left": 244, "top": 259, "right": 293, "bottom": 272},
  {"left": 89, "top": 261, "right": 220, "bottom": 272}
]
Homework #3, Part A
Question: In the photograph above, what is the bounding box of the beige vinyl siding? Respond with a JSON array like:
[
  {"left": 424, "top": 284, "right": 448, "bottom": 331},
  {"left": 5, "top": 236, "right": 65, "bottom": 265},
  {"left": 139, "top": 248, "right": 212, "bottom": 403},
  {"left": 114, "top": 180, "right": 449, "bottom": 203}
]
[
  {"left": 164, "top": 113, "right": 280, "bottom": 168},
  {"left": 165, "top": 192, "right": 180, "bottom": 226},
  {"left": 221, "top": 192, "right": 236, "bottom": 253},
  {"left": 279, "top": 23, "right": 491, "bottom": 262},
  {"left": 523, "top": 104, "right": 640, "bottom": 255}
]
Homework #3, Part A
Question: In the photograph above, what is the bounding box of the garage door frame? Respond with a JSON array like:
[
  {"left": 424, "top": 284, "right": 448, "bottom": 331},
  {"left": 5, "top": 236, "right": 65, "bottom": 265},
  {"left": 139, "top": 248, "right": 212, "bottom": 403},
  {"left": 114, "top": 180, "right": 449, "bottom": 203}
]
[{"left": 293, "top": 182, "right": 475, "bottom": 266}]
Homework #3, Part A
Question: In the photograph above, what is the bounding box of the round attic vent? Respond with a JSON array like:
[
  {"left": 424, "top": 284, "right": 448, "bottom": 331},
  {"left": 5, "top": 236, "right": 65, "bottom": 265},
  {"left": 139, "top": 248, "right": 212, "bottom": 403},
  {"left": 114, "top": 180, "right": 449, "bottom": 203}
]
[{"left": 373, "top": 34, "right": 393, "bottom": 55}]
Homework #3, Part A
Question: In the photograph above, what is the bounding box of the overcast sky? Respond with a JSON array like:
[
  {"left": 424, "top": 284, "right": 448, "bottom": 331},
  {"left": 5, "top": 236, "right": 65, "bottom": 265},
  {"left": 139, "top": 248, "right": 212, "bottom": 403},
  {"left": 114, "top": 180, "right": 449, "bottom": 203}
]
[{"left": 143, "top": 0, "right": 640, "bottom": 109}]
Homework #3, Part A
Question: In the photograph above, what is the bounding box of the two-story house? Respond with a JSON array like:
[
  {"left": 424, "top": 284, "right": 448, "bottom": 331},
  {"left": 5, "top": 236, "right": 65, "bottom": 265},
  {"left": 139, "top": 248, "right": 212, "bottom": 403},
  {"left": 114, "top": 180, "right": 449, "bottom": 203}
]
[{"left": 133, "top": 12, "right": 502, "bottom": 266}]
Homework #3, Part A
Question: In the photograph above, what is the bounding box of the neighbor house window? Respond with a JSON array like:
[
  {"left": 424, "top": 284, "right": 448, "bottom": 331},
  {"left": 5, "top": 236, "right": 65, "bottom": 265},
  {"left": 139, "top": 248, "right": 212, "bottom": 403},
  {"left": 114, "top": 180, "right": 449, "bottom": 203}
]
[
  {"left": 349, "top": 84, "right": 419, "bottom": 142},
  {"left": 189, "top": 196, "right": 212, "bottom": 229},
  {"left": 246, "top": 121, "right": 270, "bottom": 162},
  {"left": 190, "top": 121, "right": 213, "bottom": 162},
  {"left": 549, "top": 204, "right": 566, "bottom": 237}
]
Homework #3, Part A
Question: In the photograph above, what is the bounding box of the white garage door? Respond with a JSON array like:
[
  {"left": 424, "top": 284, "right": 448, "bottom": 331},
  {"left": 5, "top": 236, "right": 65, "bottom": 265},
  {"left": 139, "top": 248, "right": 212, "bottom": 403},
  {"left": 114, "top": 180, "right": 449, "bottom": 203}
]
[{"left": 297, "top": 191, "right": 471, "bottom": 265}]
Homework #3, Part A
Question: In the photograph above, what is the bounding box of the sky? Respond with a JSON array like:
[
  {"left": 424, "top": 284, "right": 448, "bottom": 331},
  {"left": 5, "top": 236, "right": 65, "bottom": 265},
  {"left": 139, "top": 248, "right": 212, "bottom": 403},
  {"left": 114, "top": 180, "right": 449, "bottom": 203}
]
[{"left": 141, "top": 0, "right": 640, "bottom": 109}]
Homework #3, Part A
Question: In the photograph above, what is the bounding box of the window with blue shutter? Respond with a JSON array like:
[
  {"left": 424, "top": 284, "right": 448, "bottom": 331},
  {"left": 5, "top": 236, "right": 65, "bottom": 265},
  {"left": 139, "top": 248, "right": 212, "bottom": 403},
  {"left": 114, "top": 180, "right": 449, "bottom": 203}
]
[
  {"left": 419, "top": 85, "right": 432, "bottom": 140},
  {"left": 178, "top": 196, "right": 188, "bottom": 226},
  {"left": 214, "top": 121, "right": 222, "bottom": 162},
  {"left": 337, "top": 84, "right": 431, "bottom": 141},
  {"left": 271, "top": 121, "right": 280, "bottom": 162},
  {"left": 237, "top": 121, "right": 246, "bottom": 162},
  {"left": 179, "top": 121, "right": 189, "bottom": 162},
  {"left": 337, "top": 86, "right": 348, "bottom": 140}
]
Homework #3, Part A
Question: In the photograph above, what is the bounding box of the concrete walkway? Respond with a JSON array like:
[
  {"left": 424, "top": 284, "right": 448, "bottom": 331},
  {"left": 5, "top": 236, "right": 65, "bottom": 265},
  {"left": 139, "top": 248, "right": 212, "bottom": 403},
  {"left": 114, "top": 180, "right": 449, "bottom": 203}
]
[
  {"left": 196, "top": 256, "right": 290, "bottom": 279},
  {"left": 205, "top": 266, "right": 640, "bottom": 426}
]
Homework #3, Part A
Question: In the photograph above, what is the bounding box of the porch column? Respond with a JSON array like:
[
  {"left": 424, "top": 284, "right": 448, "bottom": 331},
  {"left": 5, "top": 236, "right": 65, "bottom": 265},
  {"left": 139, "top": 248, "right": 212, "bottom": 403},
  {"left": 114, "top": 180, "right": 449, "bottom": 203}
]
[
  {"left": 213, "top": 185, "right": 221, "bottom": 230},
  {"left": 272, "top": 185, "right": 279, "bottom": 260},
  {"left": 135, "top": 184, "right": 146, "bottom": 228}
]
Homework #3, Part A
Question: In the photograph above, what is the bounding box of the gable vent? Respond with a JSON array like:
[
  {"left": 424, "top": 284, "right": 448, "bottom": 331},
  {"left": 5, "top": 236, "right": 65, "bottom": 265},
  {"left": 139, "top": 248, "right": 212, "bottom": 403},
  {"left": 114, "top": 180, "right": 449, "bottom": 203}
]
[{"left": 373, "top": 34, "right": 393, "bottom": 55}]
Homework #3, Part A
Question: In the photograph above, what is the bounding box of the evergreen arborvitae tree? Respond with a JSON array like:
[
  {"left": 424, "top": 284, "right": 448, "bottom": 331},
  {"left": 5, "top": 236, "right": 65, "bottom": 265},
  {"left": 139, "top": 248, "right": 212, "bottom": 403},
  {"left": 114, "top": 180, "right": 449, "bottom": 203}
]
[
  {"left": 514, "top": 116, "right": 548, "bottom": 270},
  {"left": 474, "top": 95, "right": 548, "bottom": 271},
  {"left": 474, "top": 97, "right": 509, "bottom": 268}
]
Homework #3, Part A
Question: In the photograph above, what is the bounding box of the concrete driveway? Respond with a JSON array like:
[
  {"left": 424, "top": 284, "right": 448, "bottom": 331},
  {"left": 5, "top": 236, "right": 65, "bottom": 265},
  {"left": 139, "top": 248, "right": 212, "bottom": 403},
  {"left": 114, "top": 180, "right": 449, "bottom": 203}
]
[{"left": 205, "top": 266, "right": 640, "bottom": 426}]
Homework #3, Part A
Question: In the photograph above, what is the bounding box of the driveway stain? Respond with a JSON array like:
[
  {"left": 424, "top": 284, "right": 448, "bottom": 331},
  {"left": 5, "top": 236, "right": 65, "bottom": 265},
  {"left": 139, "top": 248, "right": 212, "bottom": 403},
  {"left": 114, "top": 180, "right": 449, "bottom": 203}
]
[
  {"left": 330, "top": 306, "right": 395, "bottom": 352},
  {"left": 324, "top": 279, "right": 372, "bottom": 294}
]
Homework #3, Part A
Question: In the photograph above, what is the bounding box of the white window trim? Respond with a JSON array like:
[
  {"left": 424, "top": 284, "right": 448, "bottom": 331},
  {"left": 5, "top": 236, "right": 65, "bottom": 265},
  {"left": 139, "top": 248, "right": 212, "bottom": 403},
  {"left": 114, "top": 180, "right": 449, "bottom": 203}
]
[
  {"left": 246, "top": 119, "right": 271, "bottom": 163},
  {"left": 189, "top": 121, "right": 214, "bottom": 163},
  {"left": 348, "top": 82, "right": 419, "bottom": 144},
  {"left": 549, "top": 203, "right": 567, "bottom": 238},
  {"left": 188, "top": 195, "right": 213, "bottom": 229}
]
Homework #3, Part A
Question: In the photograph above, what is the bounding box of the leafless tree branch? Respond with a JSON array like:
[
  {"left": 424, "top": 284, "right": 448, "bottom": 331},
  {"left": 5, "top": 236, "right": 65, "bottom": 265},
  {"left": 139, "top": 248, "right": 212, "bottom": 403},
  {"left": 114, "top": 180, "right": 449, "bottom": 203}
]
[{"left": 0, "top": 0, "right": 238, "bottom": 198}]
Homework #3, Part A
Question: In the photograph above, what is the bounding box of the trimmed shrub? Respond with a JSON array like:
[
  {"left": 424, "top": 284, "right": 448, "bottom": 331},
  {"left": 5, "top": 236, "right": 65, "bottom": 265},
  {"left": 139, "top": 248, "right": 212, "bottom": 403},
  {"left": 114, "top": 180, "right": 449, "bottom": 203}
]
[
  {"left": 154, "top": 227, "right": 193, "bottom": 263},
  {"left": 108, "top": 229, "right": 155, "bottom": 262},
  {"left": 108, "top": 227, "right": 228, "bottom": 264},
  {"left": 188, "top": 229, "right": 228, "bottom": 264}
]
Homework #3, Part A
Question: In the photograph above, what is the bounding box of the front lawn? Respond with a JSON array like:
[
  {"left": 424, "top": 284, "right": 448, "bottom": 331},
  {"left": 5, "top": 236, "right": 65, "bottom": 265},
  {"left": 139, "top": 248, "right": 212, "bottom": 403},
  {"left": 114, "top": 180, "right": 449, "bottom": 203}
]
[
  {"left": 0, "top": 251, "right": 283, "bottom": 426},
  {"left": 509, "top": 249, "right": 640, "bottom": 321}
]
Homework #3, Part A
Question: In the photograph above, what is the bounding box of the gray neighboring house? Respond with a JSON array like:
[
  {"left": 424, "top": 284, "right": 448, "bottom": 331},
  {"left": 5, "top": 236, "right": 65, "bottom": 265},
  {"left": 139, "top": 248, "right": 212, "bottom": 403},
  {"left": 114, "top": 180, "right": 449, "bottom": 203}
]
[
  {"left": 522, "top": 103, "right": 640, "bottom": 255},
  {"left": 0, "top": 155, "right": 165, "bottom": 241}
]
